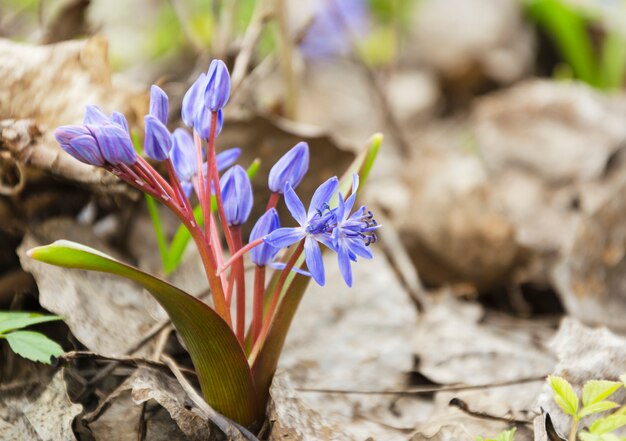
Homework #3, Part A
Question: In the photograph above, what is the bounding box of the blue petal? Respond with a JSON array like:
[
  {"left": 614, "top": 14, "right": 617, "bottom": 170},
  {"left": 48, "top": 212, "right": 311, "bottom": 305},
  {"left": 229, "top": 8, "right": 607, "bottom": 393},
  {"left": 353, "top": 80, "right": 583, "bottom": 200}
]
[
  {"left": 268, "top": 142, "right": 310, "bottom": 193},
  {"left": 171, "top": 128, "right": 197, "bottom": 181},
  {"left": 284, "top": 184, "right": 307, "bottom": 226},
  {"left": 308, "top": 176, "right": 338, "bottom": 219},
  {"left": 149, "top": 85, "right": 169, "bottom": 125},
  {"left": 337, "top": 244, "right": 353, "bottom": 287},
  {"left": 194, "top": 107, "right": 224, "bottom": 139},
  {"left": 204, "top": 59, "right": 231, "bottom": 112},
  {"left": 264, "top": 227, "right": 306, "bottom": 248},
  {"left": 180, "top": 181, "right": 193, "bottom": 198},
  {"left": 83, "top": 105, "right": 110, "bottom": 125},
  {"left": 54, "top": 125, "right": 91, "bottom": 145},
  {"left": 68, "top": 134, "right": 105, "bottom": 166},
  {"left": 181, "top": 73, "right": 207, "bottom": 127},
  {"left": 94, "top": 124, "right": 137, "bottom": 165},
  {"left": 111, "top": 112, "right": 129, "bottom": 134},
  {"left": 249, "top": 208, "right": 281, "bottom": 266},
  {"left": 144, "top": 115, "right": 172, "bottom": 161},
  {"left": 216, "top": 147, "right": 241, "bottom": 172},
  {"left": 347, "top": 238, "right": 373, "bottom": 259},
  {"left": 305, "top": 236, "right": 325, "bottom": 286},
  {"left": 219, "top": 165, "right": 253, "bottom": 225},
  {"left": 270, "top": 261, "right": 312, "bottom": 277}
]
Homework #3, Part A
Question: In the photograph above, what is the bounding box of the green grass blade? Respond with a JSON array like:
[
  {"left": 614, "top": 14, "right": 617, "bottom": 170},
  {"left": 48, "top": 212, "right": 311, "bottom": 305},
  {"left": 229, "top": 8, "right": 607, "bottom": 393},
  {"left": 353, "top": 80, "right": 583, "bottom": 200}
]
[
  {"left": 28, "top": 240, "right": 260, "bottom": 426},
  {"left": 145, "top": 194, "right": 171, "bottom": 270},
  {"left": 251, "top": 134, "right": 382, "bottom": 407},
  {"left": 527, "top": 0, "right": 598, "bottom": 86},
  {"left": 599, "top": 30, "right": 626, "bottom": 90}
]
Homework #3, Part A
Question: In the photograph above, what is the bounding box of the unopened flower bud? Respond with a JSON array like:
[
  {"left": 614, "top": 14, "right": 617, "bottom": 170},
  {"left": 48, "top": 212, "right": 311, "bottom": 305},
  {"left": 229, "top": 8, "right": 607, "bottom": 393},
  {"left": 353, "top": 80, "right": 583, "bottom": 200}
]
[
  {"left": 204, "top": 59, "right": 231, "bottom": 112},
  {"left": 94, "top": 124, "right": 137, "bottom": 165},
  {"left": 249, "top": 208, "right": 281, "bottom": 266},
  {"left": 220, "top": 165, "right": 253, "bottom": 226},
  {"left": 144, "top": 115, "right": 172, "bottom": 161},
  {"left": 149, "top": 85, "right": 169, "bottom": 125},
  {"left": 268, "top": 142, "right": 309, "bottom": 193}
]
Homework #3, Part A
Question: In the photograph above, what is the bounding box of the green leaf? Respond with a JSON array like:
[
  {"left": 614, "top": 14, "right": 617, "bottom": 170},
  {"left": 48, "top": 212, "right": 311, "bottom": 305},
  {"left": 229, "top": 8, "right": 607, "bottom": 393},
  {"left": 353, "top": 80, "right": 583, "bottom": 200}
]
[
  {"left": 496, "top": 428, "right": 516, "bottom": 441},
  {"left": 251, "top": 134, "right": 382, "bottom": 408},
  {"left": 579, "top": 401, "right": 620, "bottom": 418},
  {"left": 145, "top": 194, "right": 170, "bottom": 271},
  {"left": 28, "top": 240, "right": 260, "bottom": 426},
  {"left": 0, "top": 312, "right": 62, "bottom": 334},
  {"left": 548, "top": 375, "right": 579, "bottom": 417},
  {"left": 590, "top": 414, "right": 626, "bottom": 434},
  {"left": 599, "top": 30, "right": 626, "bottom": 90},
  {"left": 580, "top": 433, "right": 626, "bottom": 441},
  {"left": 4, "top": 331, "right": 63, "bottom": 364},
  {"left": 583, "top": 380, "right": 623, "bottom": 407}
]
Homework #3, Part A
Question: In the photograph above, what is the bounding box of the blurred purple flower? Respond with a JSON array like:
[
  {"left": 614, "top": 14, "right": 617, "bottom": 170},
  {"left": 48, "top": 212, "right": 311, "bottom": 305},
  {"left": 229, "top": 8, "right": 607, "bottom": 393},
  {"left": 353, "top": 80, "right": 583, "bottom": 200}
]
[
  {"left": 249, "top": 208, "right": 281, "bottom": 266},
  {"left": 220, "top": 165, "right": 253, "bottom": 226},
  {"left": 204, "top": 60, "right": 231, "bottom": 112},
  {"left": 149, "top": 85, "right": 169, "bottom": 125},
  {"left": 300, "top": 0, "right": 370, "bottom": 59},
  {"left": 268, "top": 142, "right": 309, "bottom": 193},
  {"left": 144, "top": 114, "right": 172, "bottom": 161}
]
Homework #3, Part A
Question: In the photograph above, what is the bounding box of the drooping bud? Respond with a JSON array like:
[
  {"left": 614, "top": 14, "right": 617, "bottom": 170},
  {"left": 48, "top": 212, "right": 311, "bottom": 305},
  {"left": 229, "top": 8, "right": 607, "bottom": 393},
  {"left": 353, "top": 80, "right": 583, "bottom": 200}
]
[
  {"left": 181, "top": 73, "right": 208, "bottom": 127},
  {"left": 84, "top": 105, "right": 111, "bottom": 125},
  {"left": 204, "top": 59, "right": 231, "bottom": 112},
  {"left": 249, "top": 208, "right": 281, "bottom": 266},
  {"left": 149, "top": 85, "right": 169, "bottom": 125},
  {"left": 194, "top": 107, "right": 223, "bottom": 139},
  {"left": 94, "top": 124, "right": 137, "bottom": 165},
  {"left": 144, "top": 115, "right": 172, "bottom": 161},
  {"left": 220, "top": 165, "right": 253, "bottom": 226},
  {"left": 268, "top": 142, "right": 310, "bottom": 193},
  {"left": 111, "top": 111, "right": 129, "bottom": 134},
  {"left": 68, "top": 135, "right": 106, "bottom": 166},
  {"left": 171, "top": 128, "right": 197, "bottom": 196}
]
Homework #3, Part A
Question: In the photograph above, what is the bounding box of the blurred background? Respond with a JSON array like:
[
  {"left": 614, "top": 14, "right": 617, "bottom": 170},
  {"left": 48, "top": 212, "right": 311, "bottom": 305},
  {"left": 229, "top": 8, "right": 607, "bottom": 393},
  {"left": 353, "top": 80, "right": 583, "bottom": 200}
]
[{"left": 2, "top": 0, "right": 626, "bottom": 439}]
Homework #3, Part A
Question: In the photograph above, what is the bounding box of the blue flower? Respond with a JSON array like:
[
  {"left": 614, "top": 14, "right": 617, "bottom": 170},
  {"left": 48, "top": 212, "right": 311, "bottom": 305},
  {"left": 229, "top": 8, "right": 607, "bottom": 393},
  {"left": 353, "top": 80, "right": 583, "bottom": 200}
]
[
  {"left": 331, "top": 174, "right": 378, "bottom": 287},
  {"left": 249, "top": 208, "right": 281, "bottom": 266},
  {"left": 264, "top": 176, "right": 339, "bottom": 286},
  {"left": 300, "top": 0, "right": 370, "bottom": 59},
  {"left": 181, "top": 73, "right": 208, "bottom": 128},
  {"left": 220, "top": 165, "right": 253, "bottom": 226},
  {"left": 268, "top": 142, "right": 309, "bottom": 193},
  {"left": 144, "top": 114, "right": 172, "bottom": 161},
  {"left": 93, "top": 124, "right": 137, "bottom": 165},
  {"left": 111, "top": 112, "right": 129, "bottom": 134},
  {"left": 149, "top": 85, "right": 169, "bottom": 125},
  {"left": 194, "top": 107, "right": 224, "bottom": 139},
  {"left": 83, "top": 105, "right": 110, "bottom": 125},
  {"left": 55, "top": 125, "right": 105, "bottom": 166},
  {"left": 171, "top": 128, "right": 240, "bottom": 197},
  {"left": 204, "top": 59, "right": 231, "bottom": 112}
]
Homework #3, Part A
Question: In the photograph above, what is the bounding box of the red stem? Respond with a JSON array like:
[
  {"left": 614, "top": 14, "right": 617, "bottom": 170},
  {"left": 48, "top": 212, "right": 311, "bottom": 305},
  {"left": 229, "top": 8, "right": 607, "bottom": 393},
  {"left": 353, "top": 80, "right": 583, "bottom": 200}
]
[
  {"left": 232, "top": 226, "right": 246, "bottom": 346},
  {"left": 193, "top": 131, "right": 210, "bottom": 241},
  {"left": 251, "top": 265, "right": 266, "bottom": 346},
  {"left": 218, "top": 237, "right": 264, "bottom": 274},
  {"left": 266, "top": 192, "right": 280, "bottom": 211},
  {"left": 250, "top": 240, "right": 305, "bottom": 359}
]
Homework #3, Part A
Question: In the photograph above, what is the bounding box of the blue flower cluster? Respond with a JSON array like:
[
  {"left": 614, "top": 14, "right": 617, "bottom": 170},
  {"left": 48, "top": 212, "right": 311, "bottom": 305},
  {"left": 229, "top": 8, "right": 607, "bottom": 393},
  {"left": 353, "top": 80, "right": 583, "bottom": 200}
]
[{"left": 53, "top": 58, "right": 378, "bottom": 288}]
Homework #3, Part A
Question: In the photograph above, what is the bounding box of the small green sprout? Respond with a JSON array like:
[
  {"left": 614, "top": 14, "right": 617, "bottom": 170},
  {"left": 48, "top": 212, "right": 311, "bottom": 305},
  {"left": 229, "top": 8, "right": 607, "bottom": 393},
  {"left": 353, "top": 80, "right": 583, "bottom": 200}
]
[
  {"left": 548, "top": 375, "right": 626, "bottom": 441},
  {"left": 476, "top": 427, "right": 516, "bottom": 441},
  {"left": 0, "top": 312, "right": 63, "bottom": 364}
]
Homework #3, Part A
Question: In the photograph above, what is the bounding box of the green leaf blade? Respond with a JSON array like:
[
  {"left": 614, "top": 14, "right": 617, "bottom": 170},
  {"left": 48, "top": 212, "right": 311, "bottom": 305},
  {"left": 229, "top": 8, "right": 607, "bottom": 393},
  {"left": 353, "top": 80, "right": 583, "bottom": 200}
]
[
  {"left": 28, "top": 240, "right": 260, "bottom": 426},
  {"left": 0, "top": 313, "right": 62, "bottom": 334},
  {"left": 4, "top": 331, "right": 63, "bottom": 364},
  {"left": 583, "top": 380, "right": 623, "bottom": 407},
  {"left": 590, "top": 414, "right": 626, "bottom": 435},
  {"left": 579, "top": 401, "right": 620, "bottom": 418},
  {"left": 549, "top": 375, "right": 579, "bottom": 417}
]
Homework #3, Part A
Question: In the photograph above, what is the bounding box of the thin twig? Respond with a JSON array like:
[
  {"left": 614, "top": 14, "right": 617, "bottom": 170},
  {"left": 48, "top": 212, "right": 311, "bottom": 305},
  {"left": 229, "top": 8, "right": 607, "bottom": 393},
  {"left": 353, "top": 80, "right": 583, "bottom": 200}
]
[
  {"left": 295, "top": 375, "right": 546, "bottom": 396},
  {"left": 449, "top": 397, "right": 533, "bottom": 426},
  {"left": 161, "top": 355, "right": 259, "bottom": 441}
]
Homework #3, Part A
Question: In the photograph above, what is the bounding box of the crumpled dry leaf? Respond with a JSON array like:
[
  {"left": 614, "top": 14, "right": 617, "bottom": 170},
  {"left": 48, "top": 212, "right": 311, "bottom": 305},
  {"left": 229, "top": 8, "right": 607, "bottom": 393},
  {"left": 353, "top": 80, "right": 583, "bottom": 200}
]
[
  {"left": 130, "top": 368, "right": 213, "bottom": 441},
  {"left": 267, "top": 370, "right": 350, "bottom": 441},
  {"left": 0, "top": 370, "right": 82, "bottom": 441},
  {"left": 0, "top": 37, "right": 146, "bottom": 192},
  {"left": 536, "top": 319, "right": 626, "bottom": 437},
  {"left": 278, "top": 254, "right": 419, "bottom": 440},
  {"left": 17, "top": 218, "right": 156, "bottom": 356},
  {"left": 553, "top": 177, "right": 626, "bottom": 331}
]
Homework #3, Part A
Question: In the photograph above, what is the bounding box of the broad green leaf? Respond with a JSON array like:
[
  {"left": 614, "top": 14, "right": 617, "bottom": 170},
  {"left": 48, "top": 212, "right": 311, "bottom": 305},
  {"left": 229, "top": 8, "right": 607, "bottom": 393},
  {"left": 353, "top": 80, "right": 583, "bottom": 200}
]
[
  {"left": 579, "top": 401, "right": 620, "bottom": 418},
  {"left": 599, "top": 30, "right": 626, "bottom": 90},
  {"left": 251, "top": 134, "right": 382, "bottom": 407},
  {"left": 0, "top": 312, "right": 62, "bottom": 334},
  {"left": 28, "top": 240, "right": 260, "bottom": 426},
  {"left": 583, "top": 380, "right": 622, "bottom": 407},
  {"left": 549, "top": 375, "right": 579, "bottom": 417},
  {"left": 580, "top": 433, "right": 626, "bottom": 441},
  {"left": 590, "top": 414, "right": 626, "bottom": 434},
  {"left": 4, "top": 331, "right": 63, "bottom": 364}
]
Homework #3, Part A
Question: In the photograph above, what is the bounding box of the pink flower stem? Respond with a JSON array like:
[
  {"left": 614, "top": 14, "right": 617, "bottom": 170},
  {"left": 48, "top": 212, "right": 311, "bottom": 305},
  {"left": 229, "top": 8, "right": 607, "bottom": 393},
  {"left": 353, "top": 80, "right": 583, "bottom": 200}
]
[
  {"left": 251, "top": 265, "right": 266, "bottom": 346},
  {"left": 218, "top": 237, "right": 264, "bottom": 274},
  {"left": 231, "top": 226, "right": 246, "bottom": 346},
  {"left": 266, "top": 192, "right": 280, "bottom": 211}
]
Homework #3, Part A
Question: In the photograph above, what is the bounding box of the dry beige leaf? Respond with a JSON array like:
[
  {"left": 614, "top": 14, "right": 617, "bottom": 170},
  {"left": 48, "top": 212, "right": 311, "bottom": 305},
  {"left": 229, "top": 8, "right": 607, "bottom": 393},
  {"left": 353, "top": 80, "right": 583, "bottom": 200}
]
[
  {"left": 0, "top": 37, "right": 146, "bottom": 192},
  {"left": 17, "top": 218, "right": 156, "bottom": 356},
  {"left": 0, "top": 370, "right": 82, "bottom": 441}
]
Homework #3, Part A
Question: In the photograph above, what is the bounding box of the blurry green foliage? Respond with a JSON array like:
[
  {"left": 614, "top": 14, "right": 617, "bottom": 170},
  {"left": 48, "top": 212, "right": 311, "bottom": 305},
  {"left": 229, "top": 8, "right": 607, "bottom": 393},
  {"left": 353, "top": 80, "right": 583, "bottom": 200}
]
[{"left": 527, "top": 0, "right": 626, "bottom": 90}]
